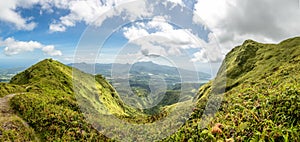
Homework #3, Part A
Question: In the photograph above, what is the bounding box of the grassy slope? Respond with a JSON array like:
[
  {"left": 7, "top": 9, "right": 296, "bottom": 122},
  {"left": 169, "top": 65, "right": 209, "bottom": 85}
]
[
  {"left": 0, "top": 59, "right": 188, "bottom": 141},
  {"left": 5, "top": 59, "right": 109, "bottom": 141},
  {"left": 6, "top": 59, "right": 146, "bottom": 141},
  {"left": 163, "top": 37, "right": 300, "bottom": 141}
]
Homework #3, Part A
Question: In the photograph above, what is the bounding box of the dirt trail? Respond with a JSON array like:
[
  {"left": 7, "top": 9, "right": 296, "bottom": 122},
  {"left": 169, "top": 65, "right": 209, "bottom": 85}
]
[
  {"left": 0, "top": 93, "right": 40, "bottom": 141},
  {"left": 0, "top": 94, "right": 18, "bottom": 117}
]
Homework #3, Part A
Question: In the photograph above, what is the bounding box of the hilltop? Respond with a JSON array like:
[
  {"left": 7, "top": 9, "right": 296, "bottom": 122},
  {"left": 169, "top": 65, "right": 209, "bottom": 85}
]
[
  {"left": 164, "top": 37, "right": 300, "bottom": 141},
  {"left": 1, "top": 59, "right": 145, "bottom": 141}
]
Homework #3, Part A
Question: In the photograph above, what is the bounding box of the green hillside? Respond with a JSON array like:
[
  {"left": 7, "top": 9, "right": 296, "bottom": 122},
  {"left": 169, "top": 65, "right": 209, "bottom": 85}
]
[
  {"left": 2, "top": 59, "right": 147, "bottom": 141},
  {"left": 164, "top": 37, "right": 300, "bottom": 141},
  {"left": 0, "top": 58, "right": 191, "bottom": 141},
  {"left": 0, "top": 83, "right": 25, "bottom": 97},
  {"left": 3, "top": 59, "right": 110, "bottom": 141}
]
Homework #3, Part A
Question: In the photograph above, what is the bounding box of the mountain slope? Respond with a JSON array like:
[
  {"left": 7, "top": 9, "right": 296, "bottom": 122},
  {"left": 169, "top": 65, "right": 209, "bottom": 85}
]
[
  {"left": 6, "top": 59, "right": 147, "bottom": 141},
  {"left": 164, "top": 37, "right": 300, "bottom": 141},
  {"left": 1, "top": 59, "right": 197, "bottom": 141}
]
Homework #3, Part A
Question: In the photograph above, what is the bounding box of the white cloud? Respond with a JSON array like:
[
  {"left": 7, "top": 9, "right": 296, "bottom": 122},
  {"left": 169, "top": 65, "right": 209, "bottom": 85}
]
[
  {"left": 1, "top": 37, "right": 42, "bottom": 55},
  {"left": 2, "top": 0, "right": 297, "bottom": 64},
  {"left": 49, "top": 23, "right": 66, "bottom": 32},
  {"left": 0, "top": 0, "right": 150, "bottom": 32},
  {"left": 123, "top": 17, "right": 204, "bottom": 56},
  {"left": 0, "top": 0, "right": 37, "bottom": 30},
  {"left": 0, "top": 37, "right": 62, "bottom": 56},
  {"left": 123, "top": 27, "right": 149, "bottom": 41},
  {"left": 45, "top": 0, "right": 104, "bottom": 32},
  {"left": 122, "top": 16, "right": 223, "bottom": 63},
  {"left": 59, "top": 0, "right": 104, "bottom": 25},
  {"left": 147, "top": 16, "right": 174, "bottom": 31},
  {"left": 47, "top": 0, "right": 152, "bottom": 32},
  {"left": 42, "top": 45, "right": 62, "bottom": 56},
  {"left": 194, "top": 0, "right": 300, "bottom": 52},
  {"left": 191, "top": 33, "right": 224, "bottom": 63},
  {"left": 166, "top": 0, "right": 183, "bottom": 5}
]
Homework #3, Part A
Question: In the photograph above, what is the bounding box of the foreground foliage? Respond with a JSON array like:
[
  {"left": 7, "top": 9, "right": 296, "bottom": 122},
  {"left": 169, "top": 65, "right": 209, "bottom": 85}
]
[
  {"left": 0, "top": 116, "right": 37, "bottom": 141},
  {"left": 0, "top": 83, "right": 25, "bottom": 97},
  {"left": 163, "top": 37, "right": 300, "bottom": 141}
]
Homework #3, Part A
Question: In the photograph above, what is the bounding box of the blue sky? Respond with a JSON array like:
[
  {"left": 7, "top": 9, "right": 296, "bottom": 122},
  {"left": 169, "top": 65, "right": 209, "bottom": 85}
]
[
  {"left": 0, "top": 5, "right": 85, "bottom": 67},
  {"left": 0, "top": 0, "right": 299, "bottom": 75}
]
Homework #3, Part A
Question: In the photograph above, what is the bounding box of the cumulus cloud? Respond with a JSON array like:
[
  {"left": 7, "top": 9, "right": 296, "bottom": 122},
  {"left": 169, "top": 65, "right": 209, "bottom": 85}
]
[
  {"left": 167, "top": 0, "right": 184, "bottom": 5},
  {"left": 2, "top": 0, "right": 297, "bottom": 64},
  {"left": 191, "top": 33, "right": 224, "bottom": 63},
  {"left": 42, "top": 45, "right": 62, "bottom": 56},
  {"left": 48, "top": 0, "right": 152, "bottom": 32},
  {"left": 49, "top": 23, "right": 66, "bottom": 32},
  {"left": 0, "top": 37, "right": 62, "bottom": 56},
  {"left": 48, "top": 0, "right": 104, "bottom": 32},
  {"left": 122, "top": 16, "right": 223, "bottom": 63},
  {"left": 194, "top": 0, "right": 300, "bottom": 51},
  {"left": 0, "top": 0, "right": 37, "bottom": 30},
  {"left": 46, "top": 0, "right": 198, "bottom": 33},
  {"left": 123, "top": 17, "right": 203, "bottom": 55},
  {"left": 0, "top": 0, "right": 152, "bottom": 32}
]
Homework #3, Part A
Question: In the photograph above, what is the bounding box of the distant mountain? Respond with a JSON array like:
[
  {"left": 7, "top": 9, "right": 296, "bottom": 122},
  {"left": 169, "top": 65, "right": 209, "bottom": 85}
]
[
  {"left": 70, "top": 61, "right": 207, "bottom": 114},
  {"left": 69, "top": 61, "right": 211, "bottom": 82},
  {"left": 130, "top": 61, "right": 211, "bottom": 81}
]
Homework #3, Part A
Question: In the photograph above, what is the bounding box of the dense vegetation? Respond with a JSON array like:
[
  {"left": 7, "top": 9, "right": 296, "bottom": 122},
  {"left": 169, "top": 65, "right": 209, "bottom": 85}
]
[
  {"left": 0, "top": 37, "right": 299, "bottom": 141},
  {"left": 0, "top": 115, "right": 37, "bottom": 141},
  {"left": 163, "top": 37, "right": 300, "bottom": 141},
  {"left": 0, "top": 83, "right": 25, "bottom": 97},
  {"left": 5, "top": 59, "right": 115, "bottom": 141}
]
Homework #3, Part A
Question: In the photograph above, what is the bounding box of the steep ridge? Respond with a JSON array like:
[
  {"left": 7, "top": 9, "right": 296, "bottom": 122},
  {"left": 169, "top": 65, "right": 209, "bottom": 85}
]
[
  {"left": 0, "top": 58, "right": 192, "bottom": 141},
  {"left": 6, "top": 59, "right": 143, "bottom": 141},
  {"left": 164, "top": 37, "right": 300, "bottom": 141}
]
